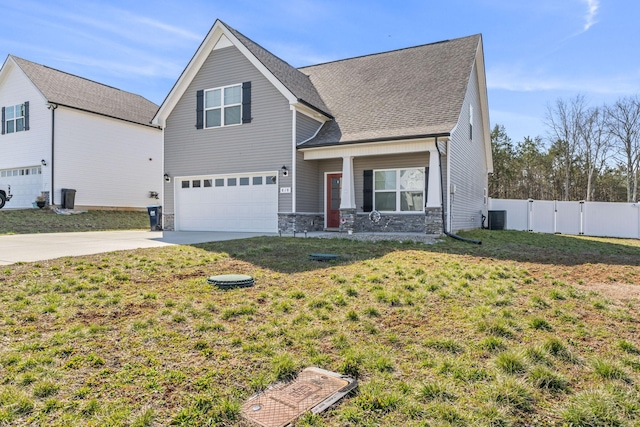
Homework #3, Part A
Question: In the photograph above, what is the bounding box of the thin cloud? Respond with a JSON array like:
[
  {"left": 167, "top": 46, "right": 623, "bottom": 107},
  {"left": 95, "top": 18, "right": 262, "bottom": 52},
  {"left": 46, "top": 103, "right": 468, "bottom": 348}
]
[
  {"left": 132, "top": 16, "right": 202, "bottom": 41},
  {"left": 487, "top": 65, "right": 639, "bottom": 95},
  {"left": 582, "top": 0, "right": 599, "bottom": 31}
]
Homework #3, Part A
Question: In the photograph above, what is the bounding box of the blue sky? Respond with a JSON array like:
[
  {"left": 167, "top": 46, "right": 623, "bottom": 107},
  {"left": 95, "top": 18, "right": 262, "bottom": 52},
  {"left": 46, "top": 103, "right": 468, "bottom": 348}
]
[{"left": 1, "top": 0, "right": 638, "bottom": 143}]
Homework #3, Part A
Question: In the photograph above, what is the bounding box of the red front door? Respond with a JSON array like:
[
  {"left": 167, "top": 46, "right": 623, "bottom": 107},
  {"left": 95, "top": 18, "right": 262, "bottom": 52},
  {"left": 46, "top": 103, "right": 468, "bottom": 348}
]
[{"left": 326, "top": 173, "right": 342, "bottom": 228}]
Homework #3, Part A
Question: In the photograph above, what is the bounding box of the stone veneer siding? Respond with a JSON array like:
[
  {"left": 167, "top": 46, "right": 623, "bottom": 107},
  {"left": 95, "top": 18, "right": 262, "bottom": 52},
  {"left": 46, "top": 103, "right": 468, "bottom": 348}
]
[
  {"left": 424, "top": 207, "right": 444, "bottom": 234},
  {"left": 278, "top": 213, "right": 324, "bottom": 233},
  {"left": 168, "top": 209, "right": 443, "bottom": 234},
  {"left": 163, "top": 213, "right": 175, "bottom": 231}
]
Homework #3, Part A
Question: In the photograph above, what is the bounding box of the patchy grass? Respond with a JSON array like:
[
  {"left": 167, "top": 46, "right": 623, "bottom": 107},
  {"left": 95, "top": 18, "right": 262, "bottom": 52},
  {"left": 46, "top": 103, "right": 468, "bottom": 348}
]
[
  {"left": 0, "top": 209, "right": 148, "bottom": 234},
  {"left": 0, "top": 230, "right": 639, "bottom": 425}
]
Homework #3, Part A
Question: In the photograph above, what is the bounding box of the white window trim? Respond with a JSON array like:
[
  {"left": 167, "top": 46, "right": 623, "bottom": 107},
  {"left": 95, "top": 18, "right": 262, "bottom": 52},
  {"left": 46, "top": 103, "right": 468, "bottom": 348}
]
[
  {"left": 373, "top": 168, "right": 425, "bottom": 213},
  {"left": 204, "top": 83, "right": 242, "bottom": 129},
  {"left": 5, "top": 104, "right": 25, "bottom": 134}
]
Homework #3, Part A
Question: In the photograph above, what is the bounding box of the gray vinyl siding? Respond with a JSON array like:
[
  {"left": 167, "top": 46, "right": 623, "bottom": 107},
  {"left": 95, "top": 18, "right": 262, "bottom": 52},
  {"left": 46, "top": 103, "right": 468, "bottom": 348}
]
[
  {"left": 164, "top": 45, "right": 292, "bottom": 214},
  {"left": 296, "top": 112, "right": 322, "bottom": 144},
  {"left": 449, "top": 62, "right": 488, "bottom": 232},
  {"left": 295, "top": 113, "right": 323, "bottom": 212},
  {"left": 296, "top": 151, "right": 319, "bottom": 212},
  {"left": 315, "top": 153, "right": 428, "bottom": 212}
]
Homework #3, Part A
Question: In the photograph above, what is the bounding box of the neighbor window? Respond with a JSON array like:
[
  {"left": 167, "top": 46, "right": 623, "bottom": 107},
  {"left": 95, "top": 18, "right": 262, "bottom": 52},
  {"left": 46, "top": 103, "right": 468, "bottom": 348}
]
[
  {"left": 204, "top": 84, "right": 242, "bottom": 128},
  {"left": 374, "top": 168, "right": 424, "bottom": 212},
  {"left": 4, "top": 104, "right": 25, "bottom": 133}
]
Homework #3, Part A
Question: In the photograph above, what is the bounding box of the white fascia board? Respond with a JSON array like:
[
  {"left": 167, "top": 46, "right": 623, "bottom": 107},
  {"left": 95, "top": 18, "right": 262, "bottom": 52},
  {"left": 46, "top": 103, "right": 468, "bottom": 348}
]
[
  {"left": 3, "top": 56, "right": 48, "bottom": 106},
  {"left": 223, "top": 25, "right": 298, "bottom": 105},
  {"left": 292, "top": 103, "right": 330, "bottom": 123},
  {"left": 300, "top": 138, "right": 437, "bottom": 160},
  {"left": 152, "top": 20, "right": 299, "bottom": 127},
  {"left": 475, "top": 38, "right": 493, "bottom": 174},
  {"left": 0, "top": 55, "right": 13, "bottom": 87}
]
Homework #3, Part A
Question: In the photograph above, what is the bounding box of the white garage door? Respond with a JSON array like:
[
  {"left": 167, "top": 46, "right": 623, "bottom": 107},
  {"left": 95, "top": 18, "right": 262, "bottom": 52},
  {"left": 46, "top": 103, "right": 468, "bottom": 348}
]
[
  {"left": 0, "top": 166, "right": 43, "bottom": 208},
  {"left": 176, "top": 172, "right": 278, "bottom": 232}
]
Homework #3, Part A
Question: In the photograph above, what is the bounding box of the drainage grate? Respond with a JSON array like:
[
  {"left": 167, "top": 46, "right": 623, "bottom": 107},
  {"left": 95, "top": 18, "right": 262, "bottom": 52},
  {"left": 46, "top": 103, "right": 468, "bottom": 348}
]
[
  {"left": 242, "top": 367, "right": 357, "bottom": 427},
  {"left": 207, "top": 274, "right": 254, "bottom": 289},
  {"left": 308, "top": 253, "right": 340, "bottom": 262}
]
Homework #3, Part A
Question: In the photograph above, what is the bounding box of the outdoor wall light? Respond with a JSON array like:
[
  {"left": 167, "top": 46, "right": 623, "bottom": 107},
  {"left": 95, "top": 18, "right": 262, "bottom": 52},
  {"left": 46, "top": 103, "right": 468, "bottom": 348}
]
[
  {"left": 281, "top": 165, "right": 288, "bottom": 176},
  {"left": 41, "top": 159, "right": 47, "bottom": 166},
  {"left": 164, "top": 173, "right": 171, "bottom": 183}
]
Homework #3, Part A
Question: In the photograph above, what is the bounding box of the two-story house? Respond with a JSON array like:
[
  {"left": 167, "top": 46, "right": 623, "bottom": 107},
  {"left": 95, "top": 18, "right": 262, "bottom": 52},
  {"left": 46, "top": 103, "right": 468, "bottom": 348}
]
[
  {"left": 153, "top": 20, "right": 492, "bottom": 234},
  {"left": 0, "top": 55, "right": 162, "bottom": 209}
]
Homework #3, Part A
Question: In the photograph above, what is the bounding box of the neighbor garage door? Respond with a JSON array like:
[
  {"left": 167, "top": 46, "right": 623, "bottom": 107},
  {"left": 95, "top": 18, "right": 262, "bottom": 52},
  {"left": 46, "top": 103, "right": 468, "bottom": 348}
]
[
  {"left": 175, "top": 172, "right": 278, "bottom": 232},
  {"left": 0, "top": 166, "right": 43, "bottom": 209}
]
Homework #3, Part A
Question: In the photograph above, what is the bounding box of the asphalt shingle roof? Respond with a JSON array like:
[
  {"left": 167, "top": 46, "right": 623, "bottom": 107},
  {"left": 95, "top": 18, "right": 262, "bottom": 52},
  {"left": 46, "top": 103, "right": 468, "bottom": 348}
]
[
  {"left": 223, "top": 22, "right": 331, "bottom": 117},
  {"left": 297, "top": 34, "right": 481, "bottom": 147},
  {"left": 11, "top": 56, "right": 159, "bottom": 127}
]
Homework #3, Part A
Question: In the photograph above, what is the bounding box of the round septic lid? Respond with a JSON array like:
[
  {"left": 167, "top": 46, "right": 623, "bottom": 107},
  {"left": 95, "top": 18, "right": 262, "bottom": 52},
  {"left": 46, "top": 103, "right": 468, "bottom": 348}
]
[
  {"left": 309, "top": 253, "right": 340, "bottom": 262},
  {"left": 207, "top": 274, "right": 254, "bottom": 289}
]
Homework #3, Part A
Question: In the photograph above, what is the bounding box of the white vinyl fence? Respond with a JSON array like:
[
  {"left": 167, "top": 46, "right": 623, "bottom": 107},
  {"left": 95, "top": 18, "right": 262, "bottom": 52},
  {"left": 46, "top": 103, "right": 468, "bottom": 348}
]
[{"left": 488, "top": 198, "right": 640, "bottom": 239}]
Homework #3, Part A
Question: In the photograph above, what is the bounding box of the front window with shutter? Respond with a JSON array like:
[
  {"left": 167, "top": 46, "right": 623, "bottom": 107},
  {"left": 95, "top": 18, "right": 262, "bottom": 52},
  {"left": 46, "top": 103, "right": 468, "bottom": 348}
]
[
  {"left": 204, "top": 84, "right": 242, "bottom": 128},
  {"left": 374, "top": 168, "right": 424, "bottom": 212}
]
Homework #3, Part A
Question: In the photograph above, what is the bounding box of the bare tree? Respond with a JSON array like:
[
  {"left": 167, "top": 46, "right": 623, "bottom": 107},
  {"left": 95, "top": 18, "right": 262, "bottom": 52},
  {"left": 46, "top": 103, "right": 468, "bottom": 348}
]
[
  {"left": 579, "top": 106, "right": 610, "bottom": 201},
  {"left": 545, "top": 95, "right": 587, "bottom": 200},
  {"left": 605, "top": 96, "right": 640, "bottom": 202}
]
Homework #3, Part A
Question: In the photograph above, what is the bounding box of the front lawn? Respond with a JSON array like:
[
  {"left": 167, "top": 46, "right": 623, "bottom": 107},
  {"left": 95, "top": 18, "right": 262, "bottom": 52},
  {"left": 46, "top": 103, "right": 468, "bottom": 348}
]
[
  {"left": 0, "top": 209, "right": 149, "bottom": 234},
  {"left": 0, "top": 231, "right": 639, "bottom": 425}
]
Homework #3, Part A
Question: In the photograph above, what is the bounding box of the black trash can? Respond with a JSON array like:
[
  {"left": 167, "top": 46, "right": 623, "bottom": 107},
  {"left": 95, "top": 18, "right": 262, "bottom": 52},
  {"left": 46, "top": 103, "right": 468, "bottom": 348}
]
[
  {"left": 147, "top": 205, "right": 162, "bottom": 231},
  {"left": 61, "top": 188, "right": 76, "bottom": 209}
]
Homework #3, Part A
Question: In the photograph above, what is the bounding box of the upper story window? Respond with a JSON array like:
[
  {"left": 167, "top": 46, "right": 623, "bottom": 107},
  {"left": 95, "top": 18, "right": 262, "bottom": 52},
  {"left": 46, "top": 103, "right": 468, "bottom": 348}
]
[
  {"left": 2, "top": 102, "right": 29, "bottom": 134},
  {"left": 205, "top": 84, "right": 242, "bottom": 128},
  {"left": 374, "top": 168, "right": 424, "bottom": 212}
]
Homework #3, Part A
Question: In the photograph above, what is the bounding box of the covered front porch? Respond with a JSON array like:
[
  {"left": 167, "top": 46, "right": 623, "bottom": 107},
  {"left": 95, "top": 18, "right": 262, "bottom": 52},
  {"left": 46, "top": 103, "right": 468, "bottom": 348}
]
[{"left": 283, "top": 137, "right": 448, "bottom": 235}]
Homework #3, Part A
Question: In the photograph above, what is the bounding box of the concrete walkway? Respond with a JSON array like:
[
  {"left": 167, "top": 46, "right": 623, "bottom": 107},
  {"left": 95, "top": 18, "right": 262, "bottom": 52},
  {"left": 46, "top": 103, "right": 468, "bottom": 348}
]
[{"left": 0, "top": 230, "right": 276, "bottom": 265}]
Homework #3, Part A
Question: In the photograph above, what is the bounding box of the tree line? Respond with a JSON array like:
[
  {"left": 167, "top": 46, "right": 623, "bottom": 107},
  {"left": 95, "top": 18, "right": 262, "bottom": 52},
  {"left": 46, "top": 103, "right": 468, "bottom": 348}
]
[{"left": 489, "top": 95, "right": 640, "bottom": 202}]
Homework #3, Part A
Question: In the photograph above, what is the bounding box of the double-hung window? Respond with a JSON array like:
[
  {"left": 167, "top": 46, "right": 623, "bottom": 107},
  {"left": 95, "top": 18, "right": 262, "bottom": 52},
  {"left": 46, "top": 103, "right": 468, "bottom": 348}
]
[
  {"left": 5, "top": 104, "right": 25, "bottom": 133},
  {"left": 204, "top": 84, "right": 242, "bottom": 128},
  {"left": 374, "top": 168, "right": 424, "bottom": 212}
]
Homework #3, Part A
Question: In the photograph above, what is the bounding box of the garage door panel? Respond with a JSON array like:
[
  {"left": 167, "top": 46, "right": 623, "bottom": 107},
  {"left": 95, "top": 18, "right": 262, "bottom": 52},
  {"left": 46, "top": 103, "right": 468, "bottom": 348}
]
[
  {"left": 0, "top": 167, "right": 43, "bottom": 208},
  {"left": 176, "top": 173, "right": 278, "bottom": 232}
]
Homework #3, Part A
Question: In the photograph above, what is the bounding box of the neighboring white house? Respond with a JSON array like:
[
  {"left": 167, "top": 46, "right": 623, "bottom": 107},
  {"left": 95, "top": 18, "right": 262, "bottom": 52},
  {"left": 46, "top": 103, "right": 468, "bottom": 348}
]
[{"left": 0, "top": 55, "right": 162, "bottom": 209}]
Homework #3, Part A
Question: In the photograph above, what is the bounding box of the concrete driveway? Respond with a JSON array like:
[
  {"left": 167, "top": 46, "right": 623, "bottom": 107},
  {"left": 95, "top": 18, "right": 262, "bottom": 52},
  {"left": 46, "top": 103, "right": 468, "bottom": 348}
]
[{"left": 0, "top": 230, "right": 276, "bottom": 265}]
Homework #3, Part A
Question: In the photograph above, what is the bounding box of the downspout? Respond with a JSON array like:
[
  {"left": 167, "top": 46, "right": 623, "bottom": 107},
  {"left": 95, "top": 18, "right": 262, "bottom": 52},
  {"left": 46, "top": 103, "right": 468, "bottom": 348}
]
[
  {"left": 48, "top": 103, "right": 58, "bottom": 205},
  {"left": 435, "top": 136, "right": 481, "bottom": 245},
  {"left": 291, "top": 109, "right": 297, "bottom": 213}
]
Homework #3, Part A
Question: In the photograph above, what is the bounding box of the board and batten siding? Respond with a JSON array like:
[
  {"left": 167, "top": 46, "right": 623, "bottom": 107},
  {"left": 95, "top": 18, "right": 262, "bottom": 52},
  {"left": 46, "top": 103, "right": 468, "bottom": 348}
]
[
  {"left": 448, "top": 62, "right": 488, "bottom": 232},
  {"left": 314, "top": 153, "right": 429, "bottom": 213},
  {"left": 295, "top": 112, "right": 323, "bottom": 212},
  {"left": 0, "top": 64, "right": 49, "bottom": 173},
  {"left": 164, "top": 45, "right": 293, "bottom": 214},
  {"left": 55, "top": 107, "right": 162, "bottom": 208}
]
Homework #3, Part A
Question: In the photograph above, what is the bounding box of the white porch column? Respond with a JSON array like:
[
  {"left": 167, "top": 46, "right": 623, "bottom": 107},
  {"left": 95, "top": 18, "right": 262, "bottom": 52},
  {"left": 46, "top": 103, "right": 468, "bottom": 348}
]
[
  {"left": 426, "top": 150, "right": 442, "bottom": 207},
  {"left": 340, "top": 156, "right": 356, "bottom": 209}
]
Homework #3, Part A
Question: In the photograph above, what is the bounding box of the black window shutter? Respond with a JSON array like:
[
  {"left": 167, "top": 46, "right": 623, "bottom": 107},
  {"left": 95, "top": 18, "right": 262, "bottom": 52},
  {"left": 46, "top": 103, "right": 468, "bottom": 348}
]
[
  {"left": 242, "top": 81, "right": 252, "bottom": 124},
  {"left": 363, "top": 169, "right": 373, "bottom": 212},
  {"left": 1, "top": 107, "right": 4, "bottom": 135},
  {"left": 24, "top": 101, "right": 29, "bottom": 131},
  {"left": 195, "top": 90, "right": 204, "bottom": 129},
  {"left": 424, "top": 167, "right": 429, "bottom": 208}
]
